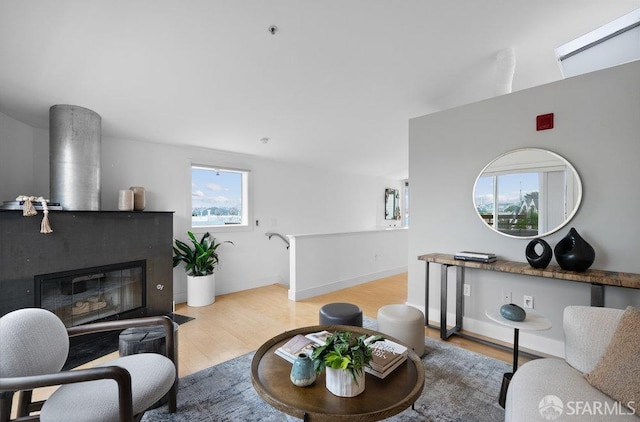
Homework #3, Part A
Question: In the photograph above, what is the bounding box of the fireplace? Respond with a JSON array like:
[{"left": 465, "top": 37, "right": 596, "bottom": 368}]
[
  {"left": 0, "top": 210, "right": 173, "bottom": 320},
  {"left": 35, "top": 260, "right": 146, "bottom": 328}
]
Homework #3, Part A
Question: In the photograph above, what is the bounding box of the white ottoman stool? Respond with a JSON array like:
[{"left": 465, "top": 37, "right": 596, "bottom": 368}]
[{"left": 377, "top": 304, "right": 425, "bottom": 357}]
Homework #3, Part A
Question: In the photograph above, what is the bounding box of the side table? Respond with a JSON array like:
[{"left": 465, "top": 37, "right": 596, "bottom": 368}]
[
  {"left": 119, "top": 321, "right": 179, "bottom": 408},
  {"left": 485, "top": 308, "right": 551, "bottom": 408}
]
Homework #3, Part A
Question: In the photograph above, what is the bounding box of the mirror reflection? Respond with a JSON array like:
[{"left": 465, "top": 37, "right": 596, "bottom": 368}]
[
  {"left": 385, "top": 188, "right": 400, "bottom": 220},
  {"left": 473, "top": 148, "right": 582, "bottom": 238}
]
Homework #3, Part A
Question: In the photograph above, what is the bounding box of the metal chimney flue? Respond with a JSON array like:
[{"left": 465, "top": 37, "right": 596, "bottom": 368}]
[{"left": 50, "top": 105, "right": 101, "bottom": 210}]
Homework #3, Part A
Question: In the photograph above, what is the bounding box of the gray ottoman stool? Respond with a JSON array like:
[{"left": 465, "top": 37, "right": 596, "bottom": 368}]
[
  {"left": 319, "top": 302, "right": 363, "bottom": 326},
  {"left": 377, "top": 304, "right": 425, "bottom": 356}
]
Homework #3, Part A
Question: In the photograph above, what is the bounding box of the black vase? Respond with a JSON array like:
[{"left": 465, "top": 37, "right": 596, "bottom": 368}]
[
  {"left": 525, "top": 238, "right": 552, "bottom": 269},
  {"left": 554, "top": 227, "right": 595, "bottom": 272}
]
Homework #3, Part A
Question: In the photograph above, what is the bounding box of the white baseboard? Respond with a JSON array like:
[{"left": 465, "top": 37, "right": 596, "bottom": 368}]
[{"left": 289, "top": 266, "right": 408, "bottom": 301}]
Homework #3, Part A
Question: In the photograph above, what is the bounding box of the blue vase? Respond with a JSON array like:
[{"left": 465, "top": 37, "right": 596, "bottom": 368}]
[
  {"left": 500, "top": 303, "right": 526, "bottom": 321},
  {"left": 290, "top": 353, "right": 316, "bottom": 387}
]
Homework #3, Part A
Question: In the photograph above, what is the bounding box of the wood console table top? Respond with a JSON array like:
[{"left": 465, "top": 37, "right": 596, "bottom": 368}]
[{"left": 417, "top": 253, "right": 640, "bottom": 290}]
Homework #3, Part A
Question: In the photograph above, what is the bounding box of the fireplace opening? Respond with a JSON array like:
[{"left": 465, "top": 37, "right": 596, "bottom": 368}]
[{"left": 35, "top": 260, "right": 146, "bottom": 328}]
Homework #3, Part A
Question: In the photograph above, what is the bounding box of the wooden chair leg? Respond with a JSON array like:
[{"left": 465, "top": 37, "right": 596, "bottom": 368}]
[
  {"left": 16, "top": 390, "right": 32, "bottom": 417},
  {"left": 168, "top": 382, "right": 177, "bottom": 413}
]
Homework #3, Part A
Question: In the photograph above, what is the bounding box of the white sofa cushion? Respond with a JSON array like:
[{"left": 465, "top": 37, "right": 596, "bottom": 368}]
[
  {"left": 506, "top": 358, "right": 638, "bottom": 421},
  {"left": 564, "top": 306, "right": 623, "bottom": 373},
  {"left": 585, "top": 306, "right": 640, "bottom": 408}
]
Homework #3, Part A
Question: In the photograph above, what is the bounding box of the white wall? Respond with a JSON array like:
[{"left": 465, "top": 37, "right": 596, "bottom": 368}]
[
  {"left": 408, "top": 60, "right": 640, "bottom": 357},
  {"left": 289, "top": 228, "right": 408, "bottom": 300},
  {"left": 0, "top": 113, "right": 36, "bottom": 200},
  {"left": 0, "top": 112, "right": 405, "bottom": 303}
]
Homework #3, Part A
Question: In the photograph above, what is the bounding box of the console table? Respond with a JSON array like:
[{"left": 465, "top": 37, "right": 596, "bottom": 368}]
[{"left": 417, "top": 253, "right": 640, "bottom": 341}]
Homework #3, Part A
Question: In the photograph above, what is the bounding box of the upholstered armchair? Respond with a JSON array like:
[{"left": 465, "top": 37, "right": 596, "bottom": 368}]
[
  {"left": 505, "top": 306, "right": 639, "bottom": 421},
  {"left": 0, "top": 308, "right": 177, "bottom": 422}
]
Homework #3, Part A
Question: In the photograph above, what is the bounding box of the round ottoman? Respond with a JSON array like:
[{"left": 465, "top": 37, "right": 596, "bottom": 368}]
[
  {"left": 319, "top": 302, "right": 363, "bottom": 326},
  {"left": 377, "top": 304, "right": 425, "bottom": 356}
]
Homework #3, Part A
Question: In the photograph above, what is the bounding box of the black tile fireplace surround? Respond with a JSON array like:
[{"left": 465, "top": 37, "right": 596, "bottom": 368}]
[{"left": 0, "top": 210, "right": 174, "bottom": 320}]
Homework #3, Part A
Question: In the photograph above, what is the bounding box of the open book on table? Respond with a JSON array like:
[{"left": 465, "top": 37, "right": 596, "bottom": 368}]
[{"left": 274, "top": 330, "right": 331, "bottom": 363}]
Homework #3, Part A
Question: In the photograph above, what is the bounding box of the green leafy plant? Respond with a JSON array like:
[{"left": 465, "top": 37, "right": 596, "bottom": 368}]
[
  {"left": 172, "top": 231, "right": 233, "bottom": 276},
  {"left": 311, "top": 331, "right": 384, "bottom": 382}
]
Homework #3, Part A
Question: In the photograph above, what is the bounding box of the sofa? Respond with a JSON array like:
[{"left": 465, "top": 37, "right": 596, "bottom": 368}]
[{"left": 505, "top": 306, "right": 639, "bottom": 421}]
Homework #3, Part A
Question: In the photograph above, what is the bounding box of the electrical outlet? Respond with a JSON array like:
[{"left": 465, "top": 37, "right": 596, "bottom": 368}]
[
  {"left": 524, "top": 295, "right": 534, "bottom": 309},
  {"left": 463, "top": 284, "right": 471, "bottom": 296},
  {"left": 502, "top": 290, "right": 512, "bottom": 304}
]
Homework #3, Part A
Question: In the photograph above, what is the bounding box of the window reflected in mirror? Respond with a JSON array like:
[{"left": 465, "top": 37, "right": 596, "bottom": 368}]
[
  {"left": 385, "top": 188, "right": 400, "bottom": 220},
  {"left": 473, "top": 149, "right": 582, "bottom": 238}
]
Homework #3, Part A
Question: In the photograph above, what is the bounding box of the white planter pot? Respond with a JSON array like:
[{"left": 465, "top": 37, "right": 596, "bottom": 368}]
[
  {"left": 325, "top": 367, "right": 365, "bottom": 397},
  {"left": 187, "top": 274, "right": 215, "bottom": 307}
]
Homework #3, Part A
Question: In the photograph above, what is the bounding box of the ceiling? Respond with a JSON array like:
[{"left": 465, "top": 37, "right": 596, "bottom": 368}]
[{"left": 0, "top": 1, "right": 638, "bottom": 180}]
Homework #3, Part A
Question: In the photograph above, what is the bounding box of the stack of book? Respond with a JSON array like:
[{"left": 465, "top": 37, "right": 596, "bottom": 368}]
[
  {"left": 364, "top": 336, "right": 408, "bottom": 379},
  {"left": 454, "top": 251, "right": 497, "bottom": 263},
  {"left": 274, "top": 331, "right": 331, "bottom": 363},
  {"left": 1, "top": 201, "right": 63, "bottom": 211}
]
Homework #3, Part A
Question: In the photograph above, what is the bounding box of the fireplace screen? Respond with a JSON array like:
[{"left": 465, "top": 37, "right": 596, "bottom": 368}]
[{"left": 35, "top": 260, "right": 145, "bottom": 327}]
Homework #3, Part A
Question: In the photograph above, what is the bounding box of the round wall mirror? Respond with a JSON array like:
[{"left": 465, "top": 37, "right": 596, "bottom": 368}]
[{"left": 472, "top": 148, "right": 582, "bottom": 239}]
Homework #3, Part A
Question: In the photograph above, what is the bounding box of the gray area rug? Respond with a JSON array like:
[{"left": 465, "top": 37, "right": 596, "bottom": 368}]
[{"left": 142, "top": 318, "right": 509, "bottom": 421}]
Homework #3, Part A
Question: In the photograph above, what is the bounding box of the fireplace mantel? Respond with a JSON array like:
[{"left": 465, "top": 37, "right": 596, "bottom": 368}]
[{"left": 0, "top": 210, "right": 174, "bottom": 319}]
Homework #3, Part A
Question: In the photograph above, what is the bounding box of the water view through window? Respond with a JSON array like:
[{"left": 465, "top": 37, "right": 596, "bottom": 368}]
[{"left": 192, "top": 166, "right": 247, "bottom": 227}]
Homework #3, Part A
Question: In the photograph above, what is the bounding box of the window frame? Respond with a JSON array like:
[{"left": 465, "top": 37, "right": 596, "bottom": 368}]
[
  {"left": 476, "top": 166, "right": 568, "bottom": 237},
  {"left": 190, "top": 163, "right": 252, "bottom": 233}
]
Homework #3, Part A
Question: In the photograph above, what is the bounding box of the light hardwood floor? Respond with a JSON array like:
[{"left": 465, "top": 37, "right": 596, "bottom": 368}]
[{"left": 171, "top": 272, "right": 518, "bottom": 377}]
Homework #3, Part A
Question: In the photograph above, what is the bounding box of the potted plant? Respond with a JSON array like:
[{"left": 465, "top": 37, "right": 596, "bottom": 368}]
[
  {"left": 311, "top": 331, "right": 383, "bottom": 397},
  {"left": 172, "top": 231, "right": 233, "bottom": 307}
]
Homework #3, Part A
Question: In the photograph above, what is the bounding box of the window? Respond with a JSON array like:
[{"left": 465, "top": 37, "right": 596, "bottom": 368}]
[
  {"left": 191, "top": 165, "right": 250, "bottom": 229},
  {"left": 475, "top": 172, "right": 540, "bottom": 236},
  {"left": 403, "top": 180, "right": 410, "bottom": 227},
  {"left": 555, "top": 9, "right": 640, "bottom": 78}
]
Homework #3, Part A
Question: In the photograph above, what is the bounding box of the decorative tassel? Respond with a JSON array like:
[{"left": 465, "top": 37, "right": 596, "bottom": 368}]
[
  {"left": 37, "top": 197, "right": 53, "bottom": 234},
  {"left": 16, "top": 195, "right": 38, "bottom": 216},
  {"left": 15, "top": 195, "right": 53, "bottom": 233}
]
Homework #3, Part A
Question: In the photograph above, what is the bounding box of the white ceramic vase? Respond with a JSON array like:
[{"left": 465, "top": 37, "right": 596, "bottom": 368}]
[
  {"left": 187, "top": 274, "right": 215, "bottom": 307},
  {"left": 325, "top": 367, "right": 365, "bottom": 397}
]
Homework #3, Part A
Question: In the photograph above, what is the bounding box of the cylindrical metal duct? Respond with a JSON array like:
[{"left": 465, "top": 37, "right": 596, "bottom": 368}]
[
  {"left": 495, "top": 47, "right": 516, "bottom": 96},
  {"left": 50, "top": 105, "right": 102, "bottom": 210}
]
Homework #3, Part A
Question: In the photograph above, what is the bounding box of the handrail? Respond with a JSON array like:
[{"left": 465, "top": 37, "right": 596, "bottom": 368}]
[{"left": 265, "top": 232, "right": 290, "bottom": 249}]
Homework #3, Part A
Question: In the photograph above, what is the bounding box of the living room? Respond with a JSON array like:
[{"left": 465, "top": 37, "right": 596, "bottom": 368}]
[{"left": 1, "top": 2, "right": 640, "bottom": 421}]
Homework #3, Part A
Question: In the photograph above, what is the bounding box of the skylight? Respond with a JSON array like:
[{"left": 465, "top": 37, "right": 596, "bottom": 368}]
[{"left": 555, "top": 8, "right": 640, "bottom": 78}]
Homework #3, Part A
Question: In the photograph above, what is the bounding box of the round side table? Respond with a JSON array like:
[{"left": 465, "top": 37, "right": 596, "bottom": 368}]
[{"left": 485, "top": 308, "right": 551, "bottom": 408}]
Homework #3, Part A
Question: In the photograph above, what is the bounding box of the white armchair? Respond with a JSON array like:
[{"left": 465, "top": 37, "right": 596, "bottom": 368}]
[
  {"left": 505, "top": 306, "right": 639, "bottom": 421},
  {"left": 0, "top": 308, "right": 177, "bottom": 422}
]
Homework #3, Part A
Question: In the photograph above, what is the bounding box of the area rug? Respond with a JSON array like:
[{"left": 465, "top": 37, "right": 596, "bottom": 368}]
[
  {"left": 142, "top": 318, "right": 509, "bottom": 421},
  {"left": 63, "top": 313, "right": 194, "bottom": 370}
]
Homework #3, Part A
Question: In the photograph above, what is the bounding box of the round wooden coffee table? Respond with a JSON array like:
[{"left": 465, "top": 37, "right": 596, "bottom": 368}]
[{"left": 250, "top": 325, "right": 425, "bottom": 421}]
